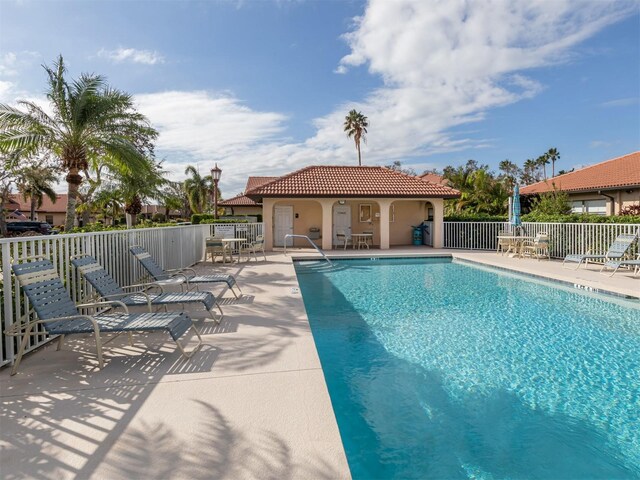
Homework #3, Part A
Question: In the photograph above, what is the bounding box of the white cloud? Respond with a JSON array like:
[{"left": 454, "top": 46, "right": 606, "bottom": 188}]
[
  {"left": 600, "top": 97, "right": 639, "bottom": 108},
  {"left": 98, "top": 48, "right": 165, "bottom": 65}
]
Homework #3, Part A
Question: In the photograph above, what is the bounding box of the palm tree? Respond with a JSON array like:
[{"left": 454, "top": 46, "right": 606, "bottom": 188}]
[
  {"left": 521, "top": 158, "right": 540, "bottom": 185},
  {"left": 183, "top": 166, "right": 213, "bottom": 214},
  {"left": 344, "top": 110, "right": 368, "bottom": 166},
  {"left": 0, "top": 55, "right": 157, "bottom": 231},
  {"left": 546, "top": 148, "right": 560, "bottom": 177},
  {"left": 16, "top": 165, "right": 58, "bottom": 220},
  {"left": 536, "top": 154, "right": 550, "bottom": 180}
]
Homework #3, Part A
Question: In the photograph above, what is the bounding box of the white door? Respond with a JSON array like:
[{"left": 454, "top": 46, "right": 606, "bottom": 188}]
[
  {"left": 274, "top": 206, "right": 294, "bottom": 247},
  {"left": 333, "top": 205, "right": 351, "bottom": 245}
]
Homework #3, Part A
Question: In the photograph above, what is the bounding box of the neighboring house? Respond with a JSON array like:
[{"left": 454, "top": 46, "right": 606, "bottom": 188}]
[
  {"left": 219, "top": 177, "right": 277, "bottom": 217},
  {"left": 246, "top": 166, "right": 460, "bottom": 251},
  {"left": 8, "top": 193, "right": 67, "bottom": 226},
  {"left": 417, "top": 172, "right": 450, "bottom": 186},
  {"left": 139, "top": 204, "right": 181, "bottom": 220},
  {"left": 520, "top": 151, "right": 640, "bottom": 215}
]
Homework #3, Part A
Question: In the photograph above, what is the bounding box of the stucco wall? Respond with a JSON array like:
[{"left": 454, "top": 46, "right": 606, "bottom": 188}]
[
  {"left": 225, "top": 205, "right": 263, "bottom": 217},
  {"left": 567, "top": 189, "right": 640, "bottom": 215},
  {"left": 274, "top": 200, "right": 323, "bottom": 247}
]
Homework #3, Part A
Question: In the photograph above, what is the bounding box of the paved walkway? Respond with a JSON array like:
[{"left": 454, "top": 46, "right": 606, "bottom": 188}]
[{"left": 1, "top": 248, "right": 638, "bottom": 480}]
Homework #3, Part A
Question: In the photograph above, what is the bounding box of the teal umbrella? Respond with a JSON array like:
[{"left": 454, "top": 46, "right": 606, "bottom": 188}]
[{"left": 511, "top": 184, "right": 521, "bottom": 228}]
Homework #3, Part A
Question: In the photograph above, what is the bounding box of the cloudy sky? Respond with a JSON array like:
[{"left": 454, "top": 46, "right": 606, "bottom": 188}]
[{"left": 1, "top": 0, "right": 638, "bottom": 197}]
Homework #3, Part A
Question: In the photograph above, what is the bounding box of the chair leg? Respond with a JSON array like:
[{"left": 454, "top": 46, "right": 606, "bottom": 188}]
[
  {"left": 210, "top": 302, "right": 224, "bottom": 324},
  {"left": 57, "top": 334, "right": 66, "bottom": 351},
  {"left": 93, "top": 325, "right": 104, "bottom": 369},
  {"left": 128, "top": 332, "right": 134, "bottom": 346},
  {"left": 11, "top": 324, "right": 34, "bottom": 376},
  {"left": 174, "top": 324, "right": 203, "bottom": 359}
]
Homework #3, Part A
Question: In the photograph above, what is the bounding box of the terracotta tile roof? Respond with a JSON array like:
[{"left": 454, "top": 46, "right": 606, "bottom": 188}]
[
  {"left": 245, "top": 176, "right": 279, "bottom": 192},
  {"left": 520, "top": 151, "right": 640, "bottom": 195},
  {"left": 246, "top": 166, "right": 460, "bottom": 199},
  {"left": 9, "top": 193, "right": 67, "bottom": 213},
  {"left": 418, "top": 172, "right": 450, "bottom": 186},
  {"left": 219, "top": 194, "right": 259, "bottom": 206}
]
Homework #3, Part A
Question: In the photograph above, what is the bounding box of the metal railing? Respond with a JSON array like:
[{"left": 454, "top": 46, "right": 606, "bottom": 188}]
[
  {"left": 283, "top": 234, "right": 333, "bottom": 265},
  {"left": 0, "top": 222, "right": 263, "bottom": 368},
  {"left": 443, "top": 221, "right": 639, "bottom": 258}
]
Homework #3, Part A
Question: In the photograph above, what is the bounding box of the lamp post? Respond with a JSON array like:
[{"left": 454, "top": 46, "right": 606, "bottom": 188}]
[{"left": 211, "top": 163, "right": 222, "bottom": 219}]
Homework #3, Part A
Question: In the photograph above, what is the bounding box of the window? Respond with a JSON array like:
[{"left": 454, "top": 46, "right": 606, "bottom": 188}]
[
  {"left": 571, "top": 199, "right": 607, "bottom": 215},
  {"left": 45, "top": 215, "right": 54, "bottom": 225},
  {"left": 359, "top": 204, "right": 372, "bottom": 223}
]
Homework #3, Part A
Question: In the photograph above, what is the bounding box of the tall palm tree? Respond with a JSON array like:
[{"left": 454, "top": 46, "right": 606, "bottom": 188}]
[
  {"left": 344, "top": 110, "right": 368, "bottom": 166},
  {"left": 0, "top": 55, "right": 157, "bottom": 231},
  {"left": 536, "top": 153, "right": 550, "bottom": 180},
  {"left": 183, "top": 166, "right": 213, "bottom": 214},
  {"left": 16, "top": 165, "right": 58, "bottom": 220},
  {"left": 546, "top": 148, "right": 560, "bottom": 177}
]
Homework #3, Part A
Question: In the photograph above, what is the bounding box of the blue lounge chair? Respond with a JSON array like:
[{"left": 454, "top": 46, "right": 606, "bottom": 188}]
[
  {"left": 5, "top": 258, "right": 202, "bottom": 375},
  {"left": 600, "top": 254, "right": 640, "bottom": 277},
  {"left": 71, "top": 255, "right": 223, "bottom": 322},
  {"left": 562, "top": 233, "right": 638, "bottom": 270},
  {"left": 130, "top": 245, "right": 242, "bottom": 298}
]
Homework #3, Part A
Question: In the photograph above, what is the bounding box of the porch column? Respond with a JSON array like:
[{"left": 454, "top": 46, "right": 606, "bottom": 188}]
[
  {"left": 431, "top": 198, "right": 444, "bottom": 248},
  {"left": 378, "top": 199, "right": 393, "bottom": 250},
  {"left": 320, "top": 199, "right": 334, "bottom": 250},
  {"left": 263, "top": 198, "right": 275, "bottom": 251}
]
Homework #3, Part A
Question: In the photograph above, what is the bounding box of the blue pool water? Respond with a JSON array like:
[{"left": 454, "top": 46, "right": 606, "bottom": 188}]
[{"left": 294, "top": 257, "right": 640, "bottom": 479}]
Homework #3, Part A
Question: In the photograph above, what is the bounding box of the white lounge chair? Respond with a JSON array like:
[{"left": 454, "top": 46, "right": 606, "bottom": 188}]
[{"left": 562, "top": 233, "right": 638, "bottom": 270}]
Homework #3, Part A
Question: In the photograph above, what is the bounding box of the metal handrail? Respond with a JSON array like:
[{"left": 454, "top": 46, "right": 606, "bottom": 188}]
[{"left": 283, "top": 234, "right": 333, "bottom": 265}]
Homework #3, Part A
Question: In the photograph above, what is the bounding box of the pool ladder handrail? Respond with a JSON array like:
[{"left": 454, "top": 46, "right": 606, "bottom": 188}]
[{"left": 283, "top": 234, "right": 333, "bottom": 265}]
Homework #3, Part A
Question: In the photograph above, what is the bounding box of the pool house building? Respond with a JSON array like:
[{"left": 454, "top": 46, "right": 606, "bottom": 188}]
[{"left": 245, "top": 165, "right": 460, "bottom": 251}]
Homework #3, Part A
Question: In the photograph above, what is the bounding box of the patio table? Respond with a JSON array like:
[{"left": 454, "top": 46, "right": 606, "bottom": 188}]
[
  {"left": 222, "top": 238, "right": 247, "bottom": 262},
  {"left": 351, "top": 233, "right": 373, "bottom": 249},
  {"left": 497, "top": 235, "right": 534, "bottom": 257}
]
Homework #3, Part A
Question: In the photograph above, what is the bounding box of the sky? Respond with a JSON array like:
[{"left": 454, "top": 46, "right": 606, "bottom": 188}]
[{"left": 1, "top": 0, "right": 639, "bottom": 197}]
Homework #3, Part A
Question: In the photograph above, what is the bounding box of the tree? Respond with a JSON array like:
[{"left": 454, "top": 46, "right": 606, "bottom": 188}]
[
  {"left": 386, "top": 160, "right": 416, "bottom": 176},
  {"left": 521, "top": 158, "right": 541, "bottom": 185},
  {"left": 546, "top": 148, "right": 560, "bottom": 178},
  {"left": 498, "top": 159, "right": 521, "bottom": 193},
  {"left": 0, "top": 55, "right": 158, "bottom": 231},
  {"left": 343, "top": 110, "right": 368, "bottom": 166},
  {"left": 0, "top": 154, "right": 21, "bottom": 237},
  {"left": 17, "top": 164, "right": 58, "bottom": 220},
  {"left": 536, "top": 153, "right": 550, "bottom": 180},
  {"left": 159, "top": 181, "right": 189, "bottom": 219},
  {"left": 183, "top": 166, "right": 213, "bottom": 214}
]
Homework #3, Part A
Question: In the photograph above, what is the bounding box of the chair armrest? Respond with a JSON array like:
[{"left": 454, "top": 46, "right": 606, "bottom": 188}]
[
  {"left": 167, "top": 267, "right": 197, "bottom": 276},
  {"left": 76, "top": 300, "right": 129, "bottom": 314},
  {"left": 121, "top": 282, "right": 164, "bottom": 294},
  {"left": 4, "top": 314, "right": 99, "bottom": 335}
]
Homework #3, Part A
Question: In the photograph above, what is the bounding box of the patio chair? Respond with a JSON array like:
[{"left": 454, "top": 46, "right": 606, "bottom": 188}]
[
  {"left": 520, "top": 233, "right": 550, "bottom": 261},
  {"left": 71, "top": 255, "right": 223, "bottom": 322},
  {"left": 496, "top": 230, "right": 512, "bottom": 255},
  {"left": 5, "top": 258, "right": 202, "bottom": 375},
  {"left": 335, "top": 230, "right": 351, "bottom": 250},
  {"left": 562, "top": 232, "right": 638, "bottom": 270},
  {"left": 239, "top": 235, "right": 267, "bottom": 262},
  {"left": 130, "top": 245, "right": 242, "bottom": 298},
  {"left": 205, "top": 236, "right": 231, "bottom": 263},
  {"left": 600, "top": 253, "right": 640, "bottom": 277}
]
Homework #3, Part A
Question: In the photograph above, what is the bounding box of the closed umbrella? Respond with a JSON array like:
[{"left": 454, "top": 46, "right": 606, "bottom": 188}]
[{"left": 511, "top": 184, "right": 522, "bottom": 233}]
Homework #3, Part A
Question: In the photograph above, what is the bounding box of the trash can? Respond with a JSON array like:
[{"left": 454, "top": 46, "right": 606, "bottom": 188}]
[
  {"left": 422, "top": 221, "right": 433, "bottom": 246},
  {"left": 412, "top": 225, "right": 423, "bottom": 245}
]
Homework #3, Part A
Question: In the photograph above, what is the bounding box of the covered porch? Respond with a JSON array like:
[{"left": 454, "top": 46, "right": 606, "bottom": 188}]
[{"left": 261, "top": 197, "right": 445, "bottom": 251}]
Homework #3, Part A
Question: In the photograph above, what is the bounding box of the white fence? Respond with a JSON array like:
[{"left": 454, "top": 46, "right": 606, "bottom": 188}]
[
  {"left": 0, "top": 222, "right": 263, "bottom": 368},
  {"left": 443, "top": 221, "right": 640, "bottom": 258}
]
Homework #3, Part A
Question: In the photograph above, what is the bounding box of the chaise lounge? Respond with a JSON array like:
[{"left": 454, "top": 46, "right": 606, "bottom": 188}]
[
  {"left": 562, "top": 233, "right": 638, "bottom": 270},
  {"left": 71, "top": 254, "right": 224, "bottom": 322},
  {"left": 130, "top": 245, "right": 242, "bottom": 298},
  {"left": 5, "top": 257, "right": 202, "bottom": 375}
]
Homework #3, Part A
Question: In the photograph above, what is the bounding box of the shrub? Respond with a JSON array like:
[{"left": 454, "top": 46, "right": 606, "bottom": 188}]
[
  {"left": 191, "top": 214, "right": 249, "bottom": 224},
  {"left": 152, "top": 213, "right": 166, "bottom": 223},
  {"left": 521, "top": 213, "right": 640, "bottom": 224},
  {"left": 620, "top": 204, "right": 640, "bottom": 216},
  {"left": 444, "top": 214, "right": 507, "bottom": 222}
]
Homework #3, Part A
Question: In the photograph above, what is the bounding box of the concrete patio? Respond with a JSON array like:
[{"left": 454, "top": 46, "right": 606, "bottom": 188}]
[{"left": 1, "top": 248, "right": 638, "bottom": 480}]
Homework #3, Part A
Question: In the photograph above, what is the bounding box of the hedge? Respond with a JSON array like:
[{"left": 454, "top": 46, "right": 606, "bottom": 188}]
[
  {"left": 444, "top": 213, "right": 640, "bottom": 224},
  {"left": 191, "top": 214, "right": 249, "bottom": 224}
]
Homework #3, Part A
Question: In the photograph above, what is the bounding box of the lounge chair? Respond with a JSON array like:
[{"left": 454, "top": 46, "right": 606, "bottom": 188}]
[
  {"left": 600, "top": 253, "right": 640, "bottom": 277},
  {"left": 205, "top": 236, "right": 231, "bottom": 263},
  {"left": 562, "top": 233, "right": 638, "bottom": 270},
  {"left": 130, "top": 245, "right": 242, "bottom": 298},
  {"left": 5, "top": 258, "right": 202, "bottom": 375},
  {"left": 520, "top": 232, "right": 550, "bottom": 261},
  {"left": 71, "top": 255, "right": 223, "bottom": 322},
  {"left": 239, "top": 235, "right": 267, "bottom": 262}
]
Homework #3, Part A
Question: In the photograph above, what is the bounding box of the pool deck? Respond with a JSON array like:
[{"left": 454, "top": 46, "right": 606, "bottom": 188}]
[{"left": 1, "top": 248, "right": 638, "bottom": 479}]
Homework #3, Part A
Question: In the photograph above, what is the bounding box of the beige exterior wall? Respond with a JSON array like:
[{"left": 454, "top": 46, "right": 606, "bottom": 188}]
[
  {"left": 566, "top": 189, "right": 640, "bottom": 215},
  {"left": 224, "top": 205, "right": 263, "bottom": 217},
  {"left": 263, "top": 196, "right": 446, "bottom": 251}
]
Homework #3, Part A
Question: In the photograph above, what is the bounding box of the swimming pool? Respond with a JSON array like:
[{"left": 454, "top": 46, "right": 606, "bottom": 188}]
[{"left": 294, "top": 257, "right": 640, "bottom": 479}]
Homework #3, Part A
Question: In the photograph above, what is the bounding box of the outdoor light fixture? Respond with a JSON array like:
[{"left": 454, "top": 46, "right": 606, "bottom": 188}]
[
  {"left": 338, "top": 200, "right": 346, "bottom": 205},
  {"left": 211, "top": 163, "right": 222, "bottom": 220}
]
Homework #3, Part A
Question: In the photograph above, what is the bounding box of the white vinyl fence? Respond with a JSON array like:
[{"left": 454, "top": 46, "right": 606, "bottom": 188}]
[
  {"left": 0, "top": 222, "right": 263, "bottom": 368},
  {"left": 444, "top": 221, "right": 640, "bottom": 258}
]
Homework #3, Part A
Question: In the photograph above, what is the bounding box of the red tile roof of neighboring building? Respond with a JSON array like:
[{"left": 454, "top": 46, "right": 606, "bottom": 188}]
[
  {"left": 418, "top": 172, "right": 450, "bottom": 186},
  {"left": 246, "top": 166, "right": 460, "bottom": 199},
  {"left": 219, "top": 194, "right": 259, "bottom": 206},
  {"left": 245, "top": 176, "right": 279, "bottom": 192},
  {"left": 520, "top": 151, "right": 640, "bottom": 195},
  {"left": 9, "top": 193, "right": 67, "bottom": 213}
]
